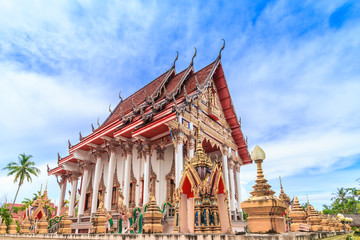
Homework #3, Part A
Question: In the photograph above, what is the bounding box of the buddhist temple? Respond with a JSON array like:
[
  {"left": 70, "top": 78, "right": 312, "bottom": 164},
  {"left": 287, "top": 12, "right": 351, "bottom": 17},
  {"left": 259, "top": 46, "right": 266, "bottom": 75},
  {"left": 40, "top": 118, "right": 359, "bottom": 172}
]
[{"left": 47, "top": 43, "right": 251, "bottom": 233}]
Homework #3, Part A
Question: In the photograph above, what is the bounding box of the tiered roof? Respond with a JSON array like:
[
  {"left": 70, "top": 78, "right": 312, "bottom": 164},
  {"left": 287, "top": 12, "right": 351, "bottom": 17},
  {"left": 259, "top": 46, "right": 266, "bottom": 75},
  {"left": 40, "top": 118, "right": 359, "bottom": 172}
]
[{"left": 49, "top": 47, "right": 251, "bottom": 175}]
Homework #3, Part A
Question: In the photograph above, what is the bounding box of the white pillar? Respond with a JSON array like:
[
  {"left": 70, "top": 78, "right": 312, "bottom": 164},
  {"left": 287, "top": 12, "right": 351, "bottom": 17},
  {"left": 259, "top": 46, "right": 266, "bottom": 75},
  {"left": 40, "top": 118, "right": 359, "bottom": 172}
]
[
  {"left": 123, "top": 143, "right": 132, "bottom": 207},
  {"left": 105, "top": 148, "right": 116, "bottom": 211},
  {"left": 175, "top": 134, "right": 183, "bottom": 187},
  {"left": 235, "top": 163, "right": 243, "bottom": 218},
  {"left": 78, "top": 169, "right": 89, "bottom": 216},
  {"left": 229, "top": 161, "right": 236, "bottom": 212},
  {"left": 143, "top": 148, "right": 150, "bottom": 204},
  {"left": 222, "top": 146, "right": 231, "bottom": 208},
  {"left": 57, "top": 176, "right": 67, "bottom": 216},
  {"left": 69, "top": 177, "right": 78, "bottom": 217},
  {"left": 91, "top": 154, "right": 102, "bottom": 214}
]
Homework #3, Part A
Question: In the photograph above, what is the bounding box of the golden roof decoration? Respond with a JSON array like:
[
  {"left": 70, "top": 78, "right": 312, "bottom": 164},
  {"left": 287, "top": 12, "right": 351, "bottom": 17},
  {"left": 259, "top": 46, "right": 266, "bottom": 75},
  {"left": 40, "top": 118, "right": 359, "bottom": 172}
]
[{"left": 190, "top": 126, "right": 213, "bottom": 169}]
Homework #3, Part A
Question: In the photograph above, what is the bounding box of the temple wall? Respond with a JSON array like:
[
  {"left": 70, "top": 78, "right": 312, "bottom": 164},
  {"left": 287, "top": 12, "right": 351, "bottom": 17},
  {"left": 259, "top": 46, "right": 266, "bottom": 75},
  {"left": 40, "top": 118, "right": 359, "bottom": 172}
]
[{"left": 0, "top": 232, "right": 345, "bottom": 240}]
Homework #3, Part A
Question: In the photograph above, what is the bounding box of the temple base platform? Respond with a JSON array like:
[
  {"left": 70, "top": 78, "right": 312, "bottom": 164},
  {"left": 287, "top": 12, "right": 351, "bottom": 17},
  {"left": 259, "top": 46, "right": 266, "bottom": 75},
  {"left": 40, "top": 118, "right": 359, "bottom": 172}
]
[{"left": 0, "top": 231, "right": 346, "bottom": 240}]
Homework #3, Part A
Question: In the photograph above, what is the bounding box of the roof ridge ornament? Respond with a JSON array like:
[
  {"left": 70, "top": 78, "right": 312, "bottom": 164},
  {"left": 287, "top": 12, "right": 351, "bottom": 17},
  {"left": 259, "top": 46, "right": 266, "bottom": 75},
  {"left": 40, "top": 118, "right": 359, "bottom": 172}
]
[
  {"left": 68, "top": 139, "right": 72, "bottom": 149},
  {"left": 218, "top": 39, "right": 225, "bottom": 59},
  {"left": 109, "top": 104, "right": 112, "bottom": 113},
  {"left": 97, "top": 118, "right": 100, "bottom": 127},
  {"left": 79, "top": 131, "right": 83, "bottom": 141},
  {"left": 172, "top": 51, "right": 179, "bottom": 69},
  {"left": 119, "top": 91, "right": 123, "bottom": 102},
  {"left": 91, "top": 124, "right": 95, "bottom": 132},
  {"left": 190, "top": 47, "right": 197, "bottom": 67}
]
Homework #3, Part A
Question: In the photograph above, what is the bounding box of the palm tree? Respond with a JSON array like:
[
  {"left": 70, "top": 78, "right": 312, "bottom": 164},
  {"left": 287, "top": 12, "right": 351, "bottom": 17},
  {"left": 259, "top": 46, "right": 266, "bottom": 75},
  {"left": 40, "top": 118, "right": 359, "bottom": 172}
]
[
  {"left": 3, "top": 153, "right": 40, "bottom": 214},
  {"left": 332, "top": 187, "right": 347, "bottom": 213},
  {"left": 346, "top": 188, "right": 359, "bottom": 213}
]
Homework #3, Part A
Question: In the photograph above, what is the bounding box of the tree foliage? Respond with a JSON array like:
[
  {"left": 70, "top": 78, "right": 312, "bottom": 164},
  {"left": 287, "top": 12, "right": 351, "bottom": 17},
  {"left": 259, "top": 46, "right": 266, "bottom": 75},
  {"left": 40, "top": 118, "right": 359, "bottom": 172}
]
[
  {"left": 2, "top": 153, "right": 40, "bottom": 214},
  {"left": 323, "top": 187, "right": 360, "bottom": 214}
]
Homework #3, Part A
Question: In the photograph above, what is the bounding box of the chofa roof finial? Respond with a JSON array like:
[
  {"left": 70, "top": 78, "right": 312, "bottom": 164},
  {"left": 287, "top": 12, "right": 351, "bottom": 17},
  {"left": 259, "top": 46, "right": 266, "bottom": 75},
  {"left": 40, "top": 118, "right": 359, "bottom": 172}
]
[
  {"left": 119, "top": 91, "right": 123, "bottom": 102},
  {"left": 172, "top": 51, "right": 179, "bottom": 69},
  {"left": 190, "top": 47, "right": 197, "bottom": 66},
  {"left": 109, "top": 104, "right": 112, "bottom": 113},
  {"left": 218, "top": 39, "right": 225, "bottom": 59}
]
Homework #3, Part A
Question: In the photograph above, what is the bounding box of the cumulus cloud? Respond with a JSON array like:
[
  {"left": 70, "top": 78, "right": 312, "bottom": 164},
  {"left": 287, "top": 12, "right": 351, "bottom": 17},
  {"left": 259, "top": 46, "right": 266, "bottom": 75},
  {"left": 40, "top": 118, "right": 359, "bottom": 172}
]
[{"left": 0, "top": 0, "right": 359, "bottom": 210}]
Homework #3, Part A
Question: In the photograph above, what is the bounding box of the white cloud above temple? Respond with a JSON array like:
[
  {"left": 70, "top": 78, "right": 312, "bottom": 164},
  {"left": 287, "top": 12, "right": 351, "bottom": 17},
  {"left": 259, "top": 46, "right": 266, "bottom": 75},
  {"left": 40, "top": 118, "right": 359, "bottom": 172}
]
[{"left": 0, "top": 0, "right": 359, "bottom": 210}]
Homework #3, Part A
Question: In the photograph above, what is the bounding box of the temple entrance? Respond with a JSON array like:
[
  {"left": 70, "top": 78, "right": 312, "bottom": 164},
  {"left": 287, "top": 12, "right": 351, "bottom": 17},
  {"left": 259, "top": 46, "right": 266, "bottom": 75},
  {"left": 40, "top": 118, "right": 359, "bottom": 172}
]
[{"left": 178, "top": 176, "right": 194, "bottom": 233}]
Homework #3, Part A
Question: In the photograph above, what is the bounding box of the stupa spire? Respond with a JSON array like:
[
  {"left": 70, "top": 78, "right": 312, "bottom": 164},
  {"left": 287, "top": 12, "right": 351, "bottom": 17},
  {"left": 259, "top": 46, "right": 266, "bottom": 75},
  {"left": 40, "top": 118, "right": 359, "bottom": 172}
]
[{"left": 249, "top": 146, "right": 275, "bottom": 197}]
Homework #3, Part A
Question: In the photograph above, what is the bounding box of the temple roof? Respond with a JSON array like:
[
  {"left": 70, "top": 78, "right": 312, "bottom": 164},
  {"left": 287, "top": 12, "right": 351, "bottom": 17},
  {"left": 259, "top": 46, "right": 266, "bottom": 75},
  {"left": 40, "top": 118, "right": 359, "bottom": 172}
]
[{"left": 49, "top": 53, "right": 252, "bottom": 176}]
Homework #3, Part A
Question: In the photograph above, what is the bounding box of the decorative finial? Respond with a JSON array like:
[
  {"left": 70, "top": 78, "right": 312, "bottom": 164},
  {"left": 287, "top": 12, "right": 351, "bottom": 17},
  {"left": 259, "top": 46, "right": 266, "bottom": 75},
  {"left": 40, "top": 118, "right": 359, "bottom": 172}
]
[
  {"left": 239, "top": 117, "right": 241, "bottom": 125},
  {"left": 119, "top": 91, "right": 123, "bottom": 102},
  {"left": 195, "top": 76, "right": 200, "bottom": 89},
  {"left": 47, "top": 164, "right": 50, "bottom": 172},
  {"left": 91, "top": 124, "right": 95, "bottom": 132},
  {"left": 79, "top": 131, "right": 83, "bottom": 141},
  {"left": 109, "top": 104, "right": 112, "bottom": 113},
  {"left": 250, "top": 145, "right": 265, "bottom": 162},
  {"left": 120, "top": 107, "right": 124, "bottom": 119},
  {"left": 172, "top": 51, "right": 179, "bottom": 69},
  {"left": 57, "top": 153, "right": 61, "bottom": 161},
  {"left": 218, "top": 39, "right": 225, "bottom": 59},
  {"left": 68, "top": 139, "right": 72, "bottom": 149},
  {"left": 183, "top": 86, "right": 188, "bottom": 99},
  {"left": 190, "top": 47, "right": 197, "bottom": 66},
  {"left": 97, "top": 118, "right": 100, "bottom": 127},
  {"left": 279, "top": 176, "right": 283, "bottom": 191}
]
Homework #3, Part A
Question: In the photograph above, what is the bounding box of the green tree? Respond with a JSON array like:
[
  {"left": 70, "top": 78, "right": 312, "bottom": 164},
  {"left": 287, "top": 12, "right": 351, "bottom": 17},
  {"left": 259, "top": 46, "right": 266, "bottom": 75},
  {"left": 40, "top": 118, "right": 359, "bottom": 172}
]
[
  {"left": 345, "top": 188, "right": 359, "bottom": 213},
  {"left": 332, "top": 188, "right": 347, "bottom": 213},
  {"left": 3, "top": 153, "right": 40, "bottom": 214},
  {"left": 0, "top": 203, "right": 12, "bottom": 226}
]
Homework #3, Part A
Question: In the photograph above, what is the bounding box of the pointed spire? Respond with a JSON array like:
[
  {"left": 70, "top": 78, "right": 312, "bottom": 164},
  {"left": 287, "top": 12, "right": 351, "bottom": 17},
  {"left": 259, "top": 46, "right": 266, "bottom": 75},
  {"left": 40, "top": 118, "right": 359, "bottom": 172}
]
[
  {"left": 190, "top": 47, "right": 197, "bottom": 66},
  {"left": 279, "top": 176, "right": 284, "bottom": 192},
  {"left": 172, "top": 51, "right": 179, "bottom": 69},
  {"left": 79, "top": 131, "right": 83, "bottom": 141},
  {"left": 119, "top": 91, "right": 123, "bottom": 102},
  {"left": 217, "top": 39, "right": 225, "bottom": 59}
]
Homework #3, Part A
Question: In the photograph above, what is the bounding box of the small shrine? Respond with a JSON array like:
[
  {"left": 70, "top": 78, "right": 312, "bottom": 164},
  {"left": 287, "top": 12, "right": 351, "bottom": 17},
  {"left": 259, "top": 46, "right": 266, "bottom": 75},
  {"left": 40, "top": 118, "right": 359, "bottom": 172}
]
[
  {"left": 320, "top": 212, "right": 330, "bottom": 231},
  {"left": 19, "top": 217, "right": 31, "bottom": 234},
  {"left": 0, "top": 221, "right": 6, "bottom": 234},
  {"left": 8, "top": 219, "right": 17, "bottom": 234},
  {"left": 173, "top": 128, "right": 231, "bottom": 233},
  {"left": 142, "top": 195, "right": 163, "bottom": 233},
  {"left": 90, "top": 193, "right": 107, "bottom": 234},
  {"left": 58, "top": 211, "right": 72, "bottom": 234},
  {"left": 307, "top": 205, "right": 322, "bottom": 231},
  {"left": 241, "top": 146, "right": 287, "bottom": 233},
  {"left": 288, "top": 196, "right": 307, "bottom": 232}
]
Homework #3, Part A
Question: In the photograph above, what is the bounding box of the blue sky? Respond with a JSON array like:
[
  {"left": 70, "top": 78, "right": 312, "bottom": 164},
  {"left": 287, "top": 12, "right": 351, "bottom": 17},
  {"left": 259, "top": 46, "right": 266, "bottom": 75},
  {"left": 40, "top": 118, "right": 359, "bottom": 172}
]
[{"left": 0, "top": 0, "right": 359, "bottom": 210}]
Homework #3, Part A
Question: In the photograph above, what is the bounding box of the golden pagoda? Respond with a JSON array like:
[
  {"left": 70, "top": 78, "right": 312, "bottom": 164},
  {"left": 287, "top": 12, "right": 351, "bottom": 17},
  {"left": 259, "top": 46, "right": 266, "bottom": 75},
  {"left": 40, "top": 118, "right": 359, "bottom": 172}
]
[
  {"left": 7, "top": 219, "right": 17, "bottom": 234},
  {"left": 19, "top": 217, "right": 31, "bottom": 234},
  {"left": 320, "top": 212, "right": 330, "bottom": 231},
  {"left": 328, "top": 215, "right": 335, "bottom": 232},
  {"left": 241, "top": 146, "right": 287, "bottom": 233},
  {"left": 142, "top": 195, "right": 163, "bottom": 233},
  {"left": 37, "top": 215, "right": 49, "bottom": 234},
  {"left": 288, "top": 196, "right": 307, "bottom": 232},
  {"left": 0, "top": 220, "right": 6, "bottom": 234},
  {"left": 307, "top": 205, "right": 322, "bottom": 231},
  {"left": 90, "top": 193, "right": 107, "bottom": 234},
  {"left": 58, "top": 211, "right": 72, "bottom": 234},
  {"left": 278, "top": 176, "right": 290, "bottom": 206}
]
